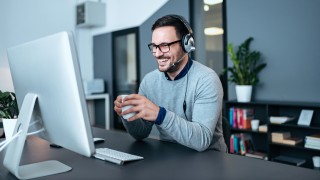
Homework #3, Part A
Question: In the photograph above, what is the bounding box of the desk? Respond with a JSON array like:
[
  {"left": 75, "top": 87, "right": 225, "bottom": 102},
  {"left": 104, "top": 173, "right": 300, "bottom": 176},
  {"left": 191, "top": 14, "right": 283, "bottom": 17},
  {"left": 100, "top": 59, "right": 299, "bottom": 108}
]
[{"left": 0, "top": 127, "right": 319, "bottom": 180}]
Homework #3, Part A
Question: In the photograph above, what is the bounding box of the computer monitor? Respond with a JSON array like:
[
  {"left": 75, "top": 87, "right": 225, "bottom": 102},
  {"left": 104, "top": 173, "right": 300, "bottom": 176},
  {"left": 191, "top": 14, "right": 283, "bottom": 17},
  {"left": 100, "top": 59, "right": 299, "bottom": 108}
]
[{"left": 5, "top": 31, "right": 95, "bottom": 179}]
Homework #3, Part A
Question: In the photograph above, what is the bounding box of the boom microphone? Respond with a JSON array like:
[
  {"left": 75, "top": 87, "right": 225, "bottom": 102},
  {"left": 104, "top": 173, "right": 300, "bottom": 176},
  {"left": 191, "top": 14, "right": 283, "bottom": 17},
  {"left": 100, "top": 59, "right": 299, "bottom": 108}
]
[{"left": 171, "top": 53, "right": 188, "bottom": 67}]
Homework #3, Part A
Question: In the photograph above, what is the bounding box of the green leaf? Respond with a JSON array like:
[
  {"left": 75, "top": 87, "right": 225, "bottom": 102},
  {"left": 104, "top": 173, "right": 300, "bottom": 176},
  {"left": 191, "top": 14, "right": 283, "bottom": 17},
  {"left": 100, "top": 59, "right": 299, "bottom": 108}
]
[
  {"left": 224, "top": 37, "right": 267, "bottom": 86},
  {"left": 0, "top": 91, "right": 19, "bottom": 118}
]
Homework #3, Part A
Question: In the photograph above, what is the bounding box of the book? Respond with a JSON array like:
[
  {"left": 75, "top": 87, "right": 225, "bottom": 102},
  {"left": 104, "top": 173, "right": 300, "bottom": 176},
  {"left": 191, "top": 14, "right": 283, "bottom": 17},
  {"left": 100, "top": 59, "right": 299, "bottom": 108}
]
[
  {"left": 305, "top": 134, "right": 320, "bottom": 141},
  {"left": 304, "top": 144, "right": 320, "bottom": 150},
  {"left": 305, "top": 139, "right": 320, "bottom": 146},
  {"left": 297, "top": 109, "right": 313, "bottom": 126},
  {"left": 245, "top": 151, "right": 267, "bottom": 160},
  {"left": 271, "top": 131, "right": 291, "bottom": 139},
  {"left": 281, "top": 137, "right": 303, "bottom": 145},
  {"left": 230, "top": 134, "right": 234, "bottom": 154},
  {"left": 242, "top": 108, "right": 253, "bottom": 129},
  {"left": 273, "top": 155, "right": 306, "bottom": 166},
  {"left": 232, "top": 108, "right": 238, "bottom": 129},
  {"left": 271, "top": 131, "right": 291, "bottom": 143},
  {"left": 258, "top": 124, "right": 268, "bottom": 132},
  {"left": 233, "top": 134, "right": 239, "bottom": 154},
  {"left": 270, "top": 116, "right": 295, "bottom": 124},
  {"left": 229, "top": 107, "right": 234, "bottom": 128},
  {"left": 237, "top": 109, "right": 244, "bottom": 129},
  {"left": 242, "top": 133, "right": 255, "bottom": 155}
]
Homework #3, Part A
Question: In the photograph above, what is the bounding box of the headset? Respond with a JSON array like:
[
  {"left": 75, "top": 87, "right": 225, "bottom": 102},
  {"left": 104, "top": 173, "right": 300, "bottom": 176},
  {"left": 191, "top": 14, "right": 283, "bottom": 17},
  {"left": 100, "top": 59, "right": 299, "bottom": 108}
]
[
  {"left": 169, "top": 15, "right": 195, "bottom": 53},
  {"left": 169, "top": 15, "right": 195, "bottom": 121}
]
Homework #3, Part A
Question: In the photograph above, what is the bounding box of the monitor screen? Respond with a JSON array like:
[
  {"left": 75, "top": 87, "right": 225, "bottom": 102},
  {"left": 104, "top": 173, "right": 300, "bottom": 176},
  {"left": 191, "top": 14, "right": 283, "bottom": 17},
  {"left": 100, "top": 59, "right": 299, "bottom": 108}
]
[{"left": 5, "top": 31, "right": 95, "bottom": 179}]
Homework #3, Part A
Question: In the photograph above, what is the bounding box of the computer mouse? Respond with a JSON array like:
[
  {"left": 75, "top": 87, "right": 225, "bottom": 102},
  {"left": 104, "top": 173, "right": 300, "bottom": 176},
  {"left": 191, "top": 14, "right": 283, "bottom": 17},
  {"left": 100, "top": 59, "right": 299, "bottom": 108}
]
[{"left": 93, "top": 137, "right": 105, "bottom": 144}]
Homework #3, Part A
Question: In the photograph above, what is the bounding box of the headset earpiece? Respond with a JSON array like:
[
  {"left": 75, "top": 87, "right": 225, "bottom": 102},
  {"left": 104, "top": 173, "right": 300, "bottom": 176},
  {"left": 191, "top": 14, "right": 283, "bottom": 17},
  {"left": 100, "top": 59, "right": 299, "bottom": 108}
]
[
  {"left": 182, "top": 34, "right": 195, "bottom": 53},
  {"left": 169, "top": 15, "right": 196, "bottom": 53}
]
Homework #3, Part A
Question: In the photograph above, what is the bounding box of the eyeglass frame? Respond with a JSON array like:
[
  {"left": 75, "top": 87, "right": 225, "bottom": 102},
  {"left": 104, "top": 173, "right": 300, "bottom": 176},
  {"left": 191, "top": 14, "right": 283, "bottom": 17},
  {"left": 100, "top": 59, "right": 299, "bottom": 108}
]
[{"left": 147, "top": 39, "right": 181, "bottom": 53}]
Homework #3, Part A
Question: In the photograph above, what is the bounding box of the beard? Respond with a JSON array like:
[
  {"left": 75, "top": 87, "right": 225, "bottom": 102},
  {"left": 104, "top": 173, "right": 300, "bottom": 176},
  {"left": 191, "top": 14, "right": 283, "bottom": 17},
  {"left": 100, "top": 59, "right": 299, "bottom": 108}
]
[
  {"left": 157, "top": 54, "right": 185, "bottom": 73},
  {"left": 157, "top": 60, "right": 181, "bottom": 73},
  {"left": 166, "top": 62, "right": 180, "bottom": 73}
]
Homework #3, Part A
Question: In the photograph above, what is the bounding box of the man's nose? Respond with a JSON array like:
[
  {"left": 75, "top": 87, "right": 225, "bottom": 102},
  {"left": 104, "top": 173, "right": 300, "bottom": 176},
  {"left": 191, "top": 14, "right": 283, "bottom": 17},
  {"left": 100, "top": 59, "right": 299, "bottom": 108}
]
[{"left": 153, "top": 47, "right": 164, "bottom": 57}]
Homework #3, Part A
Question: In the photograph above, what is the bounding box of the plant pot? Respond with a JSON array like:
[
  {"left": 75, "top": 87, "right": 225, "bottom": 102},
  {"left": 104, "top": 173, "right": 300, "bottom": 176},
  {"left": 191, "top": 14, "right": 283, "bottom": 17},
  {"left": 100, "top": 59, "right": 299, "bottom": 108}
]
[
  {"left": 0, "top": 119, "right": 4, "bottom": 138},
  {"left": 235, "top": 85, "right": 252, "bottom": 102},
  {"left": 2, "top": 118, "right": 18, "bottom": 139}
]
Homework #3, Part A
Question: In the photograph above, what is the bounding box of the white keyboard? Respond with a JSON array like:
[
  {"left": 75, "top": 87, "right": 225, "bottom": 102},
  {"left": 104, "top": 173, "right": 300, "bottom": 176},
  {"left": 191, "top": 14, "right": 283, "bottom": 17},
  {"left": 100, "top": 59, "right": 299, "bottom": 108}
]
[{"left": 94, "top": 148, "right": 144, "bottom": 165}]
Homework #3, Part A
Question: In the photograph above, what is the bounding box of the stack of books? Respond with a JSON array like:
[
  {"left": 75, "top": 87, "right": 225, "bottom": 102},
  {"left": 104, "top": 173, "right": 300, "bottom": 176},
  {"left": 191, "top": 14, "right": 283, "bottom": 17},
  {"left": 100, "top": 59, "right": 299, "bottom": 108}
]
[
  {"left": 271, "top": 131, "right": 290, "bottom": 143},
  {"left": 270, "top": 116, "right": 295, "bottom": 124},
  {"left": 245, "top": 151, "right": 268, "bottom": 160},
  {"left": 305, "top": 134, "right": 320, "bottom": 150},
  {"left": 229, "top": 107, "right": 254, "bottom": 129},
  {"left": 271, "top": 131, "right": 303, "bottom": 145},
  {"left": 230, "top": 133, "right": 255, "bottom": 155}
]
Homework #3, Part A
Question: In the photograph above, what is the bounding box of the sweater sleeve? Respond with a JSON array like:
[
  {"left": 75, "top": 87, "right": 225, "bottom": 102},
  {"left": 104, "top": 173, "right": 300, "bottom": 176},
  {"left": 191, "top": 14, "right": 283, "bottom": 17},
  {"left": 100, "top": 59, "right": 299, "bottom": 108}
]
[
  {"left": 121, "top": 77, "right": 154, "bottom": 140},
  {"left": 158, "top": 72, "right": 223, "bottom": 152},
  {"left": 121, "top": 117, "right": 154, "bottom": 140}
]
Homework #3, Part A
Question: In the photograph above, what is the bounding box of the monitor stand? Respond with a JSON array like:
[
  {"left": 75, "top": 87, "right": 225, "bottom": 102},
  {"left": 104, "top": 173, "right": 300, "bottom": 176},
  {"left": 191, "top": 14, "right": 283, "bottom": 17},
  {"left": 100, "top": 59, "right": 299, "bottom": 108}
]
[{"left": 3, "top": 93, "right": 72, "bottom": 180}]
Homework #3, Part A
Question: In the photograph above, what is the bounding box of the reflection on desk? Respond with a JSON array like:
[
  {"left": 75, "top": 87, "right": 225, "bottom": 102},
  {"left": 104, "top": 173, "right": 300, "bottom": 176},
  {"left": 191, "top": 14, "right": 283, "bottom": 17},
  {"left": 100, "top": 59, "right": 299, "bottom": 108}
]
[{"left": 0, "top": 127, "right": 320, "bottom": 180}]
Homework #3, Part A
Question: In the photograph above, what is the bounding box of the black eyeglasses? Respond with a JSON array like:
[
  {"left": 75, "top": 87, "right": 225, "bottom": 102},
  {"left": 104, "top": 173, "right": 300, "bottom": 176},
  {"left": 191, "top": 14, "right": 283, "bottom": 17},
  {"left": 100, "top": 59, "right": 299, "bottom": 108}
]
[{"left": 148, "top": 40, "right": 181, "bottom": 53}]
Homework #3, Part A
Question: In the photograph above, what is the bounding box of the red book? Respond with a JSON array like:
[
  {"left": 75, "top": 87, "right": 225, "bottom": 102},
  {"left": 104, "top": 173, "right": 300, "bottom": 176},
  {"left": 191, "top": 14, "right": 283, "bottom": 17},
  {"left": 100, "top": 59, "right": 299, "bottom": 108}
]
[
  {"left": 233, "top": 108, "right": 238, "bottom": 128},
  {"left": 230, "top": 134, "right": 234, "bottom": 154},
  {"left": 237, "top": 108, "right": 244, "bottom": 129}
]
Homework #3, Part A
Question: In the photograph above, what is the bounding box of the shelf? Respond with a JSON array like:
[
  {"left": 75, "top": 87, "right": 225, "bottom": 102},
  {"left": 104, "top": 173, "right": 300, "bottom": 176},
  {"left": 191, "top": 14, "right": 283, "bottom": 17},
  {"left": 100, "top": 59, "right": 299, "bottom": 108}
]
[
  {"left": 231, "top": 128, "right": 267, "bottom": 134},
  {"left": 270, "top": 143, "right": 320, "bottom": 152},
  {"left": 86, "top": 93, "right": 110, "bottom": 130},
  {"left": 270, "top": 142, "right": 304, "bottom": 149},
  {"left": 269, "top": 121, "right": 320, "bottom": 131},
  {"left": 224, "top": 100, "right": 320, "bottom": 170},
  {"left": 227, "top": 100, "right": 320, "bottom": 107}
]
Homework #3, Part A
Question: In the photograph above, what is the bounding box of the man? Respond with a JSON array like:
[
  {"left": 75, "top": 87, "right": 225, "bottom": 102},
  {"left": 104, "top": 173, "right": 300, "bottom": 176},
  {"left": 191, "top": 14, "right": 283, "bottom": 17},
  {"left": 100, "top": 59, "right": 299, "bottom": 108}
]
[{"left": 114, "top": 14, "right": 226, "bottom": 152}]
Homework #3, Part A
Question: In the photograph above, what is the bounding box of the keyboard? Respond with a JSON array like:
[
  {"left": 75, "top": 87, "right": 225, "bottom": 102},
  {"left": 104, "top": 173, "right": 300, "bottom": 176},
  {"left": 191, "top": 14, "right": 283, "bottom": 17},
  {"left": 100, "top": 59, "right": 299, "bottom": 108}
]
[{"left": 93, "top": 148, "right": 144, "bottom": 165}]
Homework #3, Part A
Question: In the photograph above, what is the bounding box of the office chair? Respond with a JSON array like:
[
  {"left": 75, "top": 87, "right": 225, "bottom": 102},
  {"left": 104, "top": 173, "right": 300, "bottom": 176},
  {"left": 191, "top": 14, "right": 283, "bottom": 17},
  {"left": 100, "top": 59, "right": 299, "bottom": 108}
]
[{"left": 222, "top": 116, "right": 230, "bottom": 153}]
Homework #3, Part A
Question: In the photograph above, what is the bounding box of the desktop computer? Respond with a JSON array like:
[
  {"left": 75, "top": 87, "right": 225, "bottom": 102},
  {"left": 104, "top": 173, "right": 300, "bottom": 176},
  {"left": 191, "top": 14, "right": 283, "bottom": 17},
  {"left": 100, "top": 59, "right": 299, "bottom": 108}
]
[
  {"left": 6, "top": 31, "right": 95, "bottom": 179},
  {"left": 5, "top": 31, "right": 143, "bottom": 179}
]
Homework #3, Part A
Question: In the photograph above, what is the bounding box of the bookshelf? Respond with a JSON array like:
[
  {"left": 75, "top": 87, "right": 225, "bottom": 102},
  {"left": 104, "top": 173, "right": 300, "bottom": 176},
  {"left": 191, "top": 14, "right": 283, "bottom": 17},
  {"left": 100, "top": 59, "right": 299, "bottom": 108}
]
[
  {"left": 224, "top": 100, "right": 320, "bottom": 170},
  {"left": 86, "top": 93, "right": 110, "bottom": 130}
]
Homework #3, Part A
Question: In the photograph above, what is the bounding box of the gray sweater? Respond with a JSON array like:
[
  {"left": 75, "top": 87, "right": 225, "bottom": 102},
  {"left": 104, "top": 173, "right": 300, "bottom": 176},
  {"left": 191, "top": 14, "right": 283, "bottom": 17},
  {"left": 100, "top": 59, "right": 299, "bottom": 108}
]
[{"left": 122, "top": 60, "right": 227, "bottom": 152}]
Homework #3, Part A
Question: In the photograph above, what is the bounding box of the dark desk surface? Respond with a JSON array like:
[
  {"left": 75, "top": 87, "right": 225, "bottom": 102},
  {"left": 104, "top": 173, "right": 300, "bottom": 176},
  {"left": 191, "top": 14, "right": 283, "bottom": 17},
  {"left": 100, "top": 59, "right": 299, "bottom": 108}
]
[{"left": 1, "top": 127, "right": 320, "bottom": 180}]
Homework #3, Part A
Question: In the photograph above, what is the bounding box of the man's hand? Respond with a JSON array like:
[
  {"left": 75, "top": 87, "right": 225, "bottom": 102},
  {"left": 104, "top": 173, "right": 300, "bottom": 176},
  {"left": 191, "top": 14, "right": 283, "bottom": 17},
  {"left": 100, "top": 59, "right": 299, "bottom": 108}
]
[
  {"left": 113, "top": 95, "right": 123, "bottom": 116},
  {"left": 114, "top": 94, "right": 160, "bottom": 122}
]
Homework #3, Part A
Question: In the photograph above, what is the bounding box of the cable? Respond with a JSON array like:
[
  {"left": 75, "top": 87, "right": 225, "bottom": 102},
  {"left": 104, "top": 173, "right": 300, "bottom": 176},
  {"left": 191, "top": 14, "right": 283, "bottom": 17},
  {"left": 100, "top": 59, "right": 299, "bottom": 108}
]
[
  {"left": 0, "top": 130, "right": 22, "bottom": 152},
  {"left": 29, "top": 120, "right": 40, "bottom": 127},
  {"left": 27, "top": 128, "right": 45, "bottom": 136},
  {"left": 0, "top": 118, "right": 45, "bottom": 152},
  {"left": 183, "top": 57, "right": 190, "bottom": 121}
]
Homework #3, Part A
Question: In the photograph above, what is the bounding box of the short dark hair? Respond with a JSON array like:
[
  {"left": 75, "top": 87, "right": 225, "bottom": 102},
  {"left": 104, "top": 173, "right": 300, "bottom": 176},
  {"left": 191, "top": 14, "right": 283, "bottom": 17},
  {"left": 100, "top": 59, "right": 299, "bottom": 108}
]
[{"left": 151, "top": 14, "right": 191, "bottom": 40}]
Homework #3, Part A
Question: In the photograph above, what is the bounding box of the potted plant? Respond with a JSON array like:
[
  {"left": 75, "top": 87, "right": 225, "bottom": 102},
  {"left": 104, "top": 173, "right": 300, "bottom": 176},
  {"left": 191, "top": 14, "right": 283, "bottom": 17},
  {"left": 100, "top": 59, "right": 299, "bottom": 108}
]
[
  {"left": 0, "top": 90, "right": 19, "bottom": 137},
  {"left": 226, "top": 37, "right": 267, "bottom": 102}
]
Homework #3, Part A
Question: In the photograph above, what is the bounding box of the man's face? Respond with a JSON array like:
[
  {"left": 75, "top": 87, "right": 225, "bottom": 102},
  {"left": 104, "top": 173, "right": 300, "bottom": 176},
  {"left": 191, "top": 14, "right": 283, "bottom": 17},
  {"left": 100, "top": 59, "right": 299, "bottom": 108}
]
[{"left": 151, "top": 26, "right": 185, "bottom": 73}]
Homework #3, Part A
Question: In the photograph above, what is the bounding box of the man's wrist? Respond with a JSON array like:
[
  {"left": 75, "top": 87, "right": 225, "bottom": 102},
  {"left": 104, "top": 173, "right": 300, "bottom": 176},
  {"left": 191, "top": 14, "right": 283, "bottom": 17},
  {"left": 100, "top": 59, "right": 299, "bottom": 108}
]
[{"left": 155, "top": 106, "right": 166, "bottom": 125}]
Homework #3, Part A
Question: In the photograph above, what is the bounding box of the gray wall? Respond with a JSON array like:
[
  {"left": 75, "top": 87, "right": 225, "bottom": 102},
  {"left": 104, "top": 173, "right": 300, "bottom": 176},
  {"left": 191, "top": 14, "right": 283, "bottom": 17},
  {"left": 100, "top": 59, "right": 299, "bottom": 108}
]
[
  {"left": 190, "top": 0, "right": 207, "bottom": 65},
  {"left": 93, "top": 33, "right": 113, "bottom": 127},
  {"left": 0, "top": 0, "right": 76, "bottom": 91},
  {"left": 227, "top": 0, "right": 320, "bottom": 102}
]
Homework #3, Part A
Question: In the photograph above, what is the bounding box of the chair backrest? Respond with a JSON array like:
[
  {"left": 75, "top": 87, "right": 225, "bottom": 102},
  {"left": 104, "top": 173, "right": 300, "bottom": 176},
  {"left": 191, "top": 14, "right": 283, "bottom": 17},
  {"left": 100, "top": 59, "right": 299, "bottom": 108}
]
[{"left": 222, "top": 116, "right": 230, "bottom": 152}]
